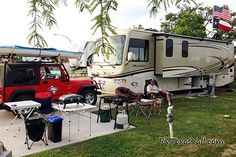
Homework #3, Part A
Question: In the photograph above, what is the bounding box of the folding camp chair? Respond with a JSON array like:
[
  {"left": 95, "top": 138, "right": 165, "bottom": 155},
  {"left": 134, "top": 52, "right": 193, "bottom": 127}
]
[
  {"left": 24, "top": 116, "right": 48, "bottom": 149},
  {"left": 136, "top": 99, "right": 155, "bottom": 118},
  {"left": 144, "top": 79, "right": 163, "bottom": 99},
  {"left": 144, "top": 79, "right": 173, "bottom": 106},
  {"left": 126, "top": 79, "right": 165, "bottom": 118},
  {"left": 35, "top": 92, "right": 55, "bottom": 117},
  {"left": 115, "top": 87, "right": 143, "bottom": 116}
]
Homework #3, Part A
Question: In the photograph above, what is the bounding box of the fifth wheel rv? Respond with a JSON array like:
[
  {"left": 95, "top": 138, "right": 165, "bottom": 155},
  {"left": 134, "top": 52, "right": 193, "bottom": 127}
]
[{"left": 92, "top": 29, "right": 234, "bottom": 94}]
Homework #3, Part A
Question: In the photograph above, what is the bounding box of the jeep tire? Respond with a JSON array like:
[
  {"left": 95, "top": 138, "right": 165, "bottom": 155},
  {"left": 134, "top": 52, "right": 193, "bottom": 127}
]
[{"left": 81, "top": 89, "right": 97, "bottom": 105}]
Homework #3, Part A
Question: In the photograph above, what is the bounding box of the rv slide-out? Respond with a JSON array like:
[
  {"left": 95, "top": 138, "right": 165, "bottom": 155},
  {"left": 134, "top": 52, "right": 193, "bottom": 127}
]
[{"left": 154, "top": 34, "right": 234, "bottom": 78}]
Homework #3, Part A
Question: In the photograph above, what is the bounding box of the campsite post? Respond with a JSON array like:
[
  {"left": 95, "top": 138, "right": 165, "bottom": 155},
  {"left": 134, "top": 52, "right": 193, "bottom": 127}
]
[
  {"left": 209, "top": 73, "right": 216, "bottom": 98},
  {"left": 167, "top": 105, "right": 174, "bottom": 139}
]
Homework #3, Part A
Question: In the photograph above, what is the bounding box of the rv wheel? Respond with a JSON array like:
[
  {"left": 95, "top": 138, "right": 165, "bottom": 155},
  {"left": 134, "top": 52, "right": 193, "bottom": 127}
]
[{"left": 81, "top": 89, "right": 97, "bottom": 105}]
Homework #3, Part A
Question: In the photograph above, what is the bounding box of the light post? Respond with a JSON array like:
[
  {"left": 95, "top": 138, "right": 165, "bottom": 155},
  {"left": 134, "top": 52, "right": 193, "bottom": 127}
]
[
  {"left": 53, "top": 33, "right": 73, "bottom": 73},
  {"left": 53, "top": 33, "right": 72, "bottom": 44}
]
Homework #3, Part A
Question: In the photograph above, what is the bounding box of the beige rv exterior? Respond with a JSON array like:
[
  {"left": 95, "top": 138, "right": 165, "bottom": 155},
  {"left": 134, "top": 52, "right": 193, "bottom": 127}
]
[{"left": 92, "top": 29, "right": 234, "bottom": 94}]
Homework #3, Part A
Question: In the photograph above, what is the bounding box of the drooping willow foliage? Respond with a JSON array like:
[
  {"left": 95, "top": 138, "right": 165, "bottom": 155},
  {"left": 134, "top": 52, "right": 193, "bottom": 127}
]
[
  {"left": 27, "top": 0, "right": 195, "bottom": 56},
  {"left": 28, "top": 0, "right": 60, "bottom": 47},
  {"left": 147, "top": 0, "right": 196, "bottom": 17}
]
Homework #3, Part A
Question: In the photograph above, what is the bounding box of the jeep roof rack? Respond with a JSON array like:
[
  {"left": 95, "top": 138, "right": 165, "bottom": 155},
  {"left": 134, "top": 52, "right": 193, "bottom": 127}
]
[{"left": 0, "top": 45, "right": 82, "bottom": 64}]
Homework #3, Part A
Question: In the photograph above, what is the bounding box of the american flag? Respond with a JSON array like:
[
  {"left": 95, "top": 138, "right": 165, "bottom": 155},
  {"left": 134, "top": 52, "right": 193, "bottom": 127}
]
[{"left": 213, "top": 5, "right": 231, "bottom": 22}]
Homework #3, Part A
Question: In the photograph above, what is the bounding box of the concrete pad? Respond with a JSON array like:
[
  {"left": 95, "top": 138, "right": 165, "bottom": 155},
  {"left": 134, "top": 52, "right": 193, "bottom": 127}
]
[{"left": 0, "top": 110, "right": 134, "bottom": 157}]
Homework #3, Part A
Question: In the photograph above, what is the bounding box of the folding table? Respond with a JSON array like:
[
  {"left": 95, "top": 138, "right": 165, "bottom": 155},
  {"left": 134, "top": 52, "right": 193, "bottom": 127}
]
[
  {"left": 53, "top": 103, "right": 96, "bottom": 142},
  {"left": 4, "top": 100, "right": 41, "bottom": 137}
]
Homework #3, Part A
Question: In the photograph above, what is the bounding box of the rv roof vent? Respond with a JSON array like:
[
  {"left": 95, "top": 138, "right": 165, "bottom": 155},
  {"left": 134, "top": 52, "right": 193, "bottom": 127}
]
[{"left": 145, "top": 28, "right": 158, "bottom": 32}]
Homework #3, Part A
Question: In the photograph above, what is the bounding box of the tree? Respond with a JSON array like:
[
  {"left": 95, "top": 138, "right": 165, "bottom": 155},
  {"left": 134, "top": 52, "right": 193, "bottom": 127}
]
[
  {"left": 161, "top": 3, "right": 210, "bottom": 38},
  {"left": 28, "top": 0, "right": 60, "bottom": 47},
  {"left": 28, "top": 0, "right": 118, "bottom": 56},
  {"left": 173, "top": 13, "right": 206, "bottom": 37},
  {"left": 132, "top": 24, "right": 144, "bottom": 30},
  {"left": 27, "top": 0, "right": 196, "bottom": 56},
  {"left": 161, "top": 3, "right": 236, "bottom": 41}
]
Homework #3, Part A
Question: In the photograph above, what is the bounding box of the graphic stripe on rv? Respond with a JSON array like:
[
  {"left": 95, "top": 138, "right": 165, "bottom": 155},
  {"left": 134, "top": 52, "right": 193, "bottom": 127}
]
[
  {"left": 174, "top": 43, "right": 230, "bottom": 51},
  {"left": 163, "top": 63, "right": 234, "bottom": 77},
  {"left": 189, "top": 45, "right": 227, "bottom": 51},
  {"left": 96, "top": 67, "right": 154, "bottom": 78}
]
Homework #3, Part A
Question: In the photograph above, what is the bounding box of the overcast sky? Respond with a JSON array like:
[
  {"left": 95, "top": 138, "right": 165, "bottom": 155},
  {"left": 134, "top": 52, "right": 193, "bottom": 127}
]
[{"left": 0, "top": 0, "right": 235, "bottom": 51}]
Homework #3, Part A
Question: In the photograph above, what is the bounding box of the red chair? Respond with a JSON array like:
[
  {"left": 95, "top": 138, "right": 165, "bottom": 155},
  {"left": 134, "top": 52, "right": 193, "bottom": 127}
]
[{"left": 115, "top": 87, "right": 143, "bottom": 115}]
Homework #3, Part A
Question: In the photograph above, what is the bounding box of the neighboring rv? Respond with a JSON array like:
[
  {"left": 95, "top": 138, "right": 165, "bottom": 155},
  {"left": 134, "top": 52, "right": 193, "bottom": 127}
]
[
  {"left": 69, "top": 41, "right": 95, "bottom": 68},
  {"left": 92, "top": 29, "right": 234, "bottom": 94}
]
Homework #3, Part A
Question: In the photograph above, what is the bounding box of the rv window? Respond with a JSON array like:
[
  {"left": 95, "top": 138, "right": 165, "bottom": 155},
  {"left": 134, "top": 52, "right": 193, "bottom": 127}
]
[
  {"left": 93, "top": 35, "right": 125, "bottom": 65},
  {"left": 182, "top": 41, "right": 188, "bottom": 57},
  {"left": 128, "top": 38, "right": 149, "bottom": 62},
  {"left": 166, "top": 39, "right": 173, "bottom": 57}
]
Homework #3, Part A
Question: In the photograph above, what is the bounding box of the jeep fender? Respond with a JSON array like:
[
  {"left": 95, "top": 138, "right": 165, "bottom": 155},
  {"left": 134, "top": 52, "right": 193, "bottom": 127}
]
[
  {"left": 9, "top": 89, "right": 36, "bottom": 101},
  {"left": 77, "top": 85, "right": 97, "bottom": 95}
]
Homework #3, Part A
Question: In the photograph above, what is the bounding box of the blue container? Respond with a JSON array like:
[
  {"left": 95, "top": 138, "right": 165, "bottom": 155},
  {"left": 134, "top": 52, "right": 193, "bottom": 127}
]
[
  {"left": 47, "top": 116, "right": 63, "bottom": 123},
  {"left": 47, "top": 116, "right": 63, "bottom": 142}
]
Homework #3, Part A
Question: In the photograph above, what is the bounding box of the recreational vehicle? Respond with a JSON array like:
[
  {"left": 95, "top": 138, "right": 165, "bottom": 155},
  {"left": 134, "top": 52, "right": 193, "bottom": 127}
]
[
  {"left": 92, "top": 29, "right": 234, "bottom": 94},
  {"left": 69, "top": 41, "right": 94, "bottom": 68}
]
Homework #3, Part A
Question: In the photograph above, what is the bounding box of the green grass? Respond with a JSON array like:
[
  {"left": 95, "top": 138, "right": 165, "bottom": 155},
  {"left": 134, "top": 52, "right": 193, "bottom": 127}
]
[{"left": 26, "top": 84, "right": 236, "bottom": 157}]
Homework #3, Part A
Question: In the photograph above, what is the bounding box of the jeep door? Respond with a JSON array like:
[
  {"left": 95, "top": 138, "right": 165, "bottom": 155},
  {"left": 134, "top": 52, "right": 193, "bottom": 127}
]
[{"left": 40, "top": 65, "right": 68, "bottom": 99}]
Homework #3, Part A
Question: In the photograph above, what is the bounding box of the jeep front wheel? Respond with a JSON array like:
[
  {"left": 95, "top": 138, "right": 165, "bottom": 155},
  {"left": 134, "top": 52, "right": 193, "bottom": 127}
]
[{"left": 81, "top": 89, "right": 97, "bottom": 105}]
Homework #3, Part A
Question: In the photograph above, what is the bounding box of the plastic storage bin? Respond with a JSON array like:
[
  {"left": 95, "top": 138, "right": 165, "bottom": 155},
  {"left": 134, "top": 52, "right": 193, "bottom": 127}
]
[{"left": 47, "top": 116, "right": 63, "bottom": 143}]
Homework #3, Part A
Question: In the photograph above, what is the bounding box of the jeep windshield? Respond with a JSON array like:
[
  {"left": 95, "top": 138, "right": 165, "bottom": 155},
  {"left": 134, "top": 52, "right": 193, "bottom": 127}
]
[{"left": 93, "top": 35, "right": 126, "bottom": 66}]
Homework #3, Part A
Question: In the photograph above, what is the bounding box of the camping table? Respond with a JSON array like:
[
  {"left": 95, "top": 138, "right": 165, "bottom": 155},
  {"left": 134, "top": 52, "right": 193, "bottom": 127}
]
[
  {"left": 4, "top": 100, "right": 41, "bottom": 137},
  {"left": 53, "top": 103, "right": 96, "bottom": 142}
]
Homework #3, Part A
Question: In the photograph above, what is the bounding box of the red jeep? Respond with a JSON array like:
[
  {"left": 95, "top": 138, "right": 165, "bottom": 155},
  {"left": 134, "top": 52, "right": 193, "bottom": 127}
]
[{"left": 0, "top": 61, "right": 99, "bottom": 111}]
